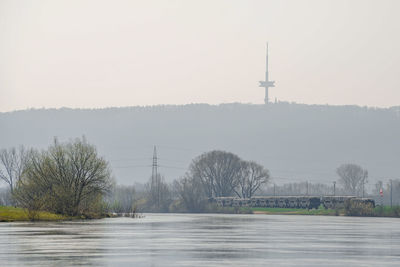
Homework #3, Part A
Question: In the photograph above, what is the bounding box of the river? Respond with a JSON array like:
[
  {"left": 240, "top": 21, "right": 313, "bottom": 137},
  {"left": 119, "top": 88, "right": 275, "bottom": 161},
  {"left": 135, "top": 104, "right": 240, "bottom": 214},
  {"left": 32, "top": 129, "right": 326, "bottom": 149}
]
[{"left": 0, "top": 214, "right": 399, "bottom": 266}]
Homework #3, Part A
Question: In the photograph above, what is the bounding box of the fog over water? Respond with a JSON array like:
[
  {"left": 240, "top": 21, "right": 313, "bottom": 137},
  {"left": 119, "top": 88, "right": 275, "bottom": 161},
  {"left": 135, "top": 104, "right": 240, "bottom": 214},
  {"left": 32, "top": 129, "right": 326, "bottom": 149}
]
[
  {"left": 1, "top": 103, "right": 399, "bottom": 186},
  {"left": 1, "top": 214, "right": 399, "bottom": 266}
]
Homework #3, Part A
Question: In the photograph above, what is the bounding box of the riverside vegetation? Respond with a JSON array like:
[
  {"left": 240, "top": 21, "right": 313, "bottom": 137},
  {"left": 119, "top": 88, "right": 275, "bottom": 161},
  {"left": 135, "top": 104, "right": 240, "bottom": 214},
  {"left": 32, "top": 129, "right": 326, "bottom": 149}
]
[
  {"left": 0, "top": 138, "right": 113, "bottom": 221},
  {"left": 1, "top": 138, "right": 399, "bottom": 221}
]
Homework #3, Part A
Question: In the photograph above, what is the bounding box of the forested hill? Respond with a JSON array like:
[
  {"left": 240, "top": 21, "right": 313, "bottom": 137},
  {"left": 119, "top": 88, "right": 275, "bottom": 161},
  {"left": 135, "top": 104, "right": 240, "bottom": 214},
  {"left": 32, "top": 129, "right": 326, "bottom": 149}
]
[{"left": 1, "top": 103, "right": 399, "bottom": 185}]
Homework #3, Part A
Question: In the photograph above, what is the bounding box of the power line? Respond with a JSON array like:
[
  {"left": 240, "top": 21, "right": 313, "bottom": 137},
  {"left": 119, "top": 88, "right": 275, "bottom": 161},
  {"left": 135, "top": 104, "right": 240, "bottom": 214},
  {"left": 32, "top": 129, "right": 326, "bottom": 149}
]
[
  {"left": 157, "top": 158, "right": 188, "bottom": 164},
  {"left": 158, "top": 165, "right": 186, "bottom": 170},
  {"left": 156, "top": 145, "right": 196, "bottom": 151},
  {"left": 113, "top": 164, "right": 150, "bottom": 169},
  {"left": 270, "top": 168, "right": 334, "bottom": 176},
  {"left": 113, "top": 164, "right": 186, "bottom": 170},
  {"left": 110, "top": 157, "right": 151, "bottom": 162}
]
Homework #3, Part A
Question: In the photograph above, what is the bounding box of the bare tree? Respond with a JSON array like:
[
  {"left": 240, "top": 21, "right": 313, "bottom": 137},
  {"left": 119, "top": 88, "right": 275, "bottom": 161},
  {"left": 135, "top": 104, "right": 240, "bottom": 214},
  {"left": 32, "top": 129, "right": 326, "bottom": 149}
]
[
  {"left": 189, "top": 150, "right": 242, "bottom": 197},
  {"left": 145, "top": 174, "right": 171, "bottom": 212},
  {"left": 0, "top": 187, "right": 13, "bottom": 206},
  {"left": 173, "top": 174, "right": 207, "bottom": 212},
  {"left": 106, "top": 185, "right": 136, "bottom": 213},
  {"left": 0, "top": 146, "right": 30, "bottom": 194},
  {"left": 235, "top": 161, "right": 270, "bottom": 198},
  {"left": 336, "top": 163, "right": 368, "bottom": 196}
]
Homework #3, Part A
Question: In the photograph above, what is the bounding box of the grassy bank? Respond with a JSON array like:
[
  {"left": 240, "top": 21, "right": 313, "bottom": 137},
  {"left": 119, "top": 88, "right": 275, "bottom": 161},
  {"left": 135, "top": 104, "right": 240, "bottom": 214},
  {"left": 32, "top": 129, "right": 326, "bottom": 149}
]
[
  {"left": 373, "top": 206, "right": 400, "bottom": 217},
  {"left": 249, "top": 206, "right": 400, "bottom": 217},
  {"left": 0, "top": 206, "right": 68, "bottom": 222}
]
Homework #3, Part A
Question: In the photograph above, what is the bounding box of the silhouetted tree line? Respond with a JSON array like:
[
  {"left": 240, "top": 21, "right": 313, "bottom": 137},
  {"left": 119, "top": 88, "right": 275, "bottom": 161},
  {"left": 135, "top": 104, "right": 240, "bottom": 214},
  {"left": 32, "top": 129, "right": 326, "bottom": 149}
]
[
  {"left": 121, "top": 150, "right": 270, "bottom": 213},
  {"left": 2, "top": 103, "right": 398, "bottom": 186}
]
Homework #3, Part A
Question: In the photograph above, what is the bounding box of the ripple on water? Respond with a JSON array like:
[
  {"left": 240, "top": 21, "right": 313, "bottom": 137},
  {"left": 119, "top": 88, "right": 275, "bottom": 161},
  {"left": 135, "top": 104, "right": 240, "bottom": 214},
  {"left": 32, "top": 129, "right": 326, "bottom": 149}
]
[{"left": 0, "top": 214, "right": 399, "bottom": 266}]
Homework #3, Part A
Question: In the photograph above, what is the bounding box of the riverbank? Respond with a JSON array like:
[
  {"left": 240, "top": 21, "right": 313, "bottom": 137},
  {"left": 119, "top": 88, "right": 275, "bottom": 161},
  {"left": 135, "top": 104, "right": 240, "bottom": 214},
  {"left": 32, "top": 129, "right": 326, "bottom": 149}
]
[
  {"left": 0, "top": 206, "right": 115, "bottom": 222},
  {"left": 0, "top": 206, "right": 67, "bottom": 222},
  {"left": 247, "top": 206, "right": 400, "bottom": 218},
  {"left": 3, "top": 205, "right": 399, "bottom": 221},
  {"left": 183, "top": 204, "right": 398, "bottom": 217}
]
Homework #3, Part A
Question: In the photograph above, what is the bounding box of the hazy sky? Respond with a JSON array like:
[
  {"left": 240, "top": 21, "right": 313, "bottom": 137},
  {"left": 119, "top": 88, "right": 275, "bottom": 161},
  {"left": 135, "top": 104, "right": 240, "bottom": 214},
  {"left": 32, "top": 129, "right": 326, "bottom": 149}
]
[{"left": 1, "top": 0, "right": 399, "bottom": 112}]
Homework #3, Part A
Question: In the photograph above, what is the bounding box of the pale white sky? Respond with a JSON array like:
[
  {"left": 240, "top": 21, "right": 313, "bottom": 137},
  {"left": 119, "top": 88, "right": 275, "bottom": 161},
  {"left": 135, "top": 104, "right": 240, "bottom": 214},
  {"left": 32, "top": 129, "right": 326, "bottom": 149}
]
[{"left": 0, "top": 0, "right": 399, "bottom": 112}]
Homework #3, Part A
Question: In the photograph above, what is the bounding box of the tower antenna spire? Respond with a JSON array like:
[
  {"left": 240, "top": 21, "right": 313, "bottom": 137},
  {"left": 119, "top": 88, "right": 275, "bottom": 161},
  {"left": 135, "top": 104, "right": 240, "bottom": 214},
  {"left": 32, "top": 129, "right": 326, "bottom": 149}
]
[
  {"left": 266, "top": 42, "right": 269, "bottom": 72},
  {"left": 259, "top": 42, "right": 275, "bottom": 104}
]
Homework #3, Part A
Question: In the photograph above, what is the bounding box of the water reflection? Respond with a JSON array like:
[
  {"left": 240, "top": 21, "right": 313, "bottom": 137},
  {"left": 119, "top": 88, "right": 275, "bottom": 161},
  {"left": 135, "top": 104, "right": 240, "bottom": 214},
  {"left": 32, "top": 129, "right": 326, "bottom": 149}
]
[{"left": 0, "top": 214, "right": 399, "bottom": 266}]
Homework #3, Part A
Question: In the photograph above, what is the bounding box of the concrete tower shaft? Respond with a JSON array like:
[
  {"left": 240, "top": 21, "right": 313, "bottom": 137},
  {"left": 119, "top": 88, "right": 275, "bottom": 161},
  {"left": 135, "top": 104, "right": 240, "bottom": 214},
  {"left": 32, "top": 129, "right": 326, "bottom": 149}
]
[{"left": 259, "top": 43, "right": 275, "bottom": 104}]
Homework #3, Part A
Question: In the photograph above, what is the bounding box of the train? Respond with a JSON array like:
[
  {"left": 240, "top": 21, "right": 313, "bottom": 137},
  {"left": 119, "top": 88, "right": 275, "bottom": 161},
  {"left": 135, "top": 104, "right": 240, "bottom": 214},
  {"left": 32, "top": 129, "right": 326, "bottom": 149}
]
[{"left": 210, "top": 196, "right": 375, "bottom": 210}]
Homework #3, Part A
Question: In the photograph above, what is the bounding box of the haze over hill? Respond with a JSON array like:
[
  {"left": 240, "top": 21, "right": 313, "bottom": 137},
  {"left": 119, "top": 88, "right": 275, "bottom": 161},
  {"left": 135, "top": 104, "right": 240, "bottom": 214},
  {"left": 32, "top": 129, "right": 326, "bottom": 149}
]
[{"left": 1, "top": 102, "right": 399, "bottom": 188}]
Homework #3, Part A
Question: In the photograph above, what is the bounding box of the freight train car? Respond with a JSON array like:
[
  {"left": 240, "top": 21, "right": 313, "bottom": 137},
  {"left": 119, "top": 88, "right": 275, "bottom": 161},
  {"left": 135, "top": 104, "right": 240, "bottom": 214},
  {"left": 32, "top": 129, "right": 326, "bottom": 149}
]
[
  {"left": 212, "top": 196, "right": 374, "bottom": 210},
  {"left": 320, "top": 196, "right": 355, "bottom": 209}
]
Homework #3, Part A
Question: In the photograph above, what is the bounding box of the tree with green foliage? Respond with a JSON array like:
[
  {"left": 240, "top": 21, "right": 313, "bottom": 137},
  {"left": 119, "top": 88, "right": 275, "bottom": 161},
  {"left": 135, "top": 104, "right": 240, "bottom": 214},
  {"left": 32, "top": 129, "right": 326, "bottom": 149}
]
[{"left": 14, "top": 137, "right": 113, "bottom": 216}]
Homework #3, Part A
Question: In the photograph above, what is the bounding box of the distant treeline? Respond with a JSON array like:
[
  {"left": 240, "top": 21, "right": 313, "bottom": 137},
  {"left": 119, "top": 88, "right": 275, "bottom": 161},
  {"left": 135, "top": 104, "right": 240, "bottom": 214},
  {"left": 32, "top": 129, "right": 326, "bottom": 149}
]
[{"left": 1, "top": 102, "right": 399, "bottom": 185}]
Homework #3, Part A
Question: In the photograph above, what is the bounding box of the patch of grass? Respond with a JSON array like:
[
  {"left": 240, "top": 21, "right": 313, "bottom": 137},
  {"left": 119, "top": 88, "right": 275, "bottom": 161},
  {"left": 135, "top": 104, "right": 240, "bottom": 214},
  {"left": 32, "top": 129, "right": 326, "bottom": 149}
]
[
  {"left": 373, "top": 206, "right": 400, "bottom": 217},
  {"left": 0, "top": 206, "right": 67, "bottom": 222},
  {"left": 252, "top": 207, "right": 301, "bottom": 213},
  {"left": 204, "top": 204, "right": 253, "bottom": 214}
]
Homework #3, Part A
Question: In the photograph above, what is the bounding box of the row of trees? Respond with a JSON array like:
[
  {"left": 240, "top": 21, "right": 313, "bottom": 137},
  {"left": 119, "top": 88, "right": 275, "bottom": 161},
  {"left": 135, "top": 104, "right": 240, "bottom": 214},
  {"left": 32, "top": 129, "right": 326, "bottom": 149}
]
[
  {"left": 0, "top": 140, "right": 386, "bottom": 215},
  {"left": 149, "top": 160, "right": 373, "bottom": 212},
  {"left": 129, "top": 150, "right": 271, "bottom": 213}
]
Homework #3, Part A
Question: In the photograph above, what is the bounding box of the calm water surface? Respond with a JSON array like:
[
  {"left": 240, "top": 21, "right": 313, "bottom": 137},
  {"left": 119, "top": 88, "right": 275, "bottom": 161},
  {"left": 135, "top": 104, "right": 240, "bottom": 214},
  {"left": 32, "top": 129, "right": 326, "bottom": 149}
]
[{"left": 0, "top": 214, "right": 399, "bottom": 266}]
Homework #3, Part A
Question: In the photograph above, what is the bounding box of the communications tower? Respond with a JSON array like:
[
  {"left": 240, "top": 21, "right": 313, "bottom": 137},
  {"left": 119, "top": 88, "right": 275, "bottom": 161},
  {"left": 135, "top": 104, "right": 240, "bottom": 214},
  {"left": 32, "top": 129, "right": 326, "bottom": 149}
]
[{"left": 259, "top": 43, "right": 275, "bottom": 104}]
